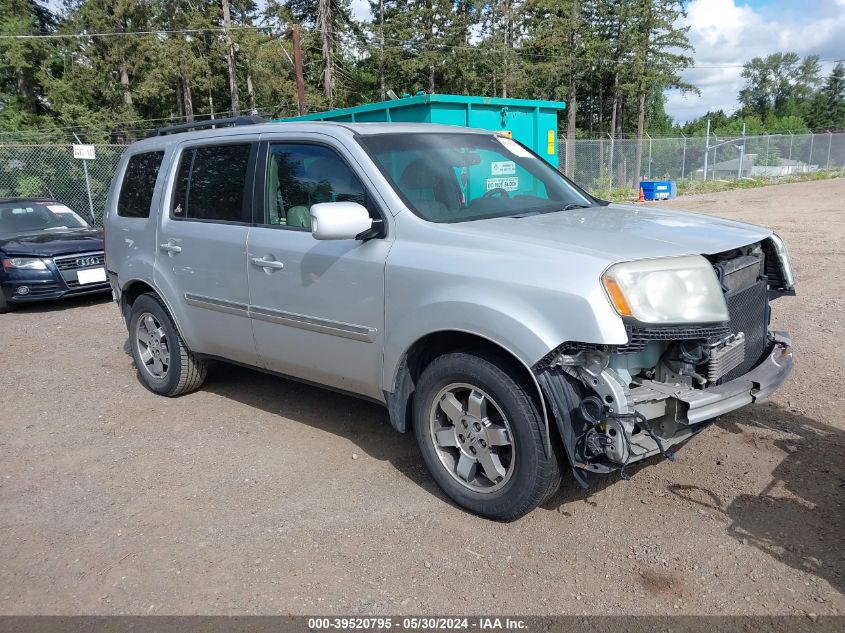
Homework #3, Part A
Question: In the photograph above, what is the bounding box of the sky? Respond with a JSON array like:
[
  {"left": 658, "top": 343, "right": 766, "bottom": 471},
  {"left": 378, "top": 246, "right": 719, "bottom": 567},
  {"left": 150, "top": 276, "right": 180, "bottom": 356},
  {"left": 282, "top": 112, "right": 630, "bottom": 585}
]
[{"left": 665, "top": 0, "right": 845, "bottom": 122}]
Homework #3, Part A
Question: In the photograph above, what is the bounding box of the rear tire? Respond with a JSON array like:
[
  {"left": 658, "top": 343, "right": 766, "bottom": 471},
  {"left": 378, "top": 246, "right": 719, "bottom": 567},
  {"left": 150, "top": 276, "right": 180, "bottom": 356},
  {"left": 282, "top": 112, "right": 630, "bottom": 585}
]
[
  {"left": 128, "top": 293, "right": 207, "bottom": 396},
  {"left": 413, "top": 349, "right": 561, "bottom": 520}
]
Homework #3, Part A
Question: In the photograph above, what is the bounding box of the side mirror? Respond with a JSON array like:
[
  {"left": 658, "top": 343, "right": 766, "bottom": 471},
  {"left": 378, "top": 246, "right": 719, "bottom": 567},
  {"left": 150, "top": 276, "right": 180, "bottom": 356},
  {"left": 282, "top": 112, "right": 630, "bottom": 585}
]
[{"left": 310, "top": 202, "right": 373, "bottom": 240}]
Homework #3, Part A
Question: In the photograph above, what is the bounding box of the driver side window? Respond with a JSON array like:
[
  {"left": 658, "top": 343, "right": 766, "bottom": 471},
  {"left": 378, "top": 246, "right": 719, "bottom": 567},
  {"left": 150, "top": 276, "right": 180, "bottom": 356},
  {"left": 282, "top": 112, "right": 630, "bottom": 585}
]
[{"left": 265, "top": 143, "right": 366, "bottom": 229}]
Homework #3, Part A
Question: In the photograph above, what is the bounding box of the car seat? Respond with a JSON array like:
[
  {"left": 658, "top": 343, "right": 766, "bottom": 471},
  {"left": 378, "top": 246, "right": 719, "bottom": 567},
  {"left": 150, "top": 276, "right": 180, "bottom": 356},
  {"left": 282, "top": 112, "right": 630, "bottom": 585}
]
[{"left": 398, "top": 159, "right": 462, "bottom": 221}]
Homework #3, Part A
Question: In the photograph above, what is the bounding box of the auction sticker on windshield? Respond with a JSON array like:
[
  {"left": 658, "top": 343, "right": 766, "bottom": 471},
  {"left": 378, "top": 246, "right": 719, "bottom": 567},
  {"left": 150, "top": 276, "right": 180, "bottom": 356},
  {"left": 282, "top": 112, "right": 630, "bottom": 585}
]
[
  {"left": 486, "top": 177, "right": 518, "bottom": 192},
  {"left": 491, "top": 161, "right": 516, "bottom": 176}
]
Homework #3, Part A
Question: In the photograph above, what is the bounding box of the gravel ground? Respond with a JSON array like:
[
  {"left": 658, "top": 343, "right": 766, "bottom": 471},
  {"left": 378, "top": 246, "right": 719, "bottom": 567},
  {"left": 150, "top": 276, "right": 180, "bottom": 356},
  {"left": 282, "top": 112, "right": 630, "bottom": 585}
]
[{"left": 0, "top": 178, "right": 843, "bottom": 616}]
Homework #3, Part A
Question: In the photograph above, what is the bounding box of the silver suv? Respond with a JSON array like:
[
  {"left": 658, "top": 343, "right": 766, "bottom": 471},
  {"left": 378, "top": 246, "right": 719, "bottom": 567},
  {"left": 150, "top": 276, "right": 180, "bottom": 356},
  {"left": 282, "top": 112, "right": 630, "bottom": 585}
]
[{"left": 105, "top": 119, "right": 795, "bottom": 519}]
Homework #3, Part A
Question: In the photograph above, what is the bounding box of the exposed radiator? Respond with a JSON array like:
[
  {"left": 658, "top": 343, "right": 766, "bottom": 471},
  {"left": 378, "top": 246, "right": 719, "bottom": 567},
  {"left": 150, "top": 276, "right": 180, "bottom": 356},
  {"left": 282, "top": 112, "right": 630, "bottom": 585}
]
[{"left": 723, "top": 278, "right": 769, "bottom": 381}]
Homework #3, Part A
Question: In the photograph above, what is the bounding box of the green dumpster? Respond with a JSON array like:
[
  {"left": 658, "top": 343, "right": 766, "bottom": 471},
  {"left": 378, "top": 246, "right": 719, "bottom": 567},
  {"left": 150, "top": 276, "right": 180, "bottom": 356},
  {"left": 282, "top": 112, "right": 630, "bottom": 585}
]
[{"left": 277, "top": 93, "right": 566, "bottom": 167}]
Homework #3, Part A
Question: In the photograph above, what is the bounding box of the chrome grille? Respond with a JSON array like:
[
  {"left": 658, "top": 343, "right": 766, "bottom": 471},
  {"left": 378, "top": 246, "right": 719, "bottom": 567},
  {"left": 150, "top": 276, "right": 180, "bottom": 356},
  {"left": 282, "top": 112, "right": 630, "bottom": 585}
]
[{"left": 53, "top": 251, "right": 104, "bottom": 271}]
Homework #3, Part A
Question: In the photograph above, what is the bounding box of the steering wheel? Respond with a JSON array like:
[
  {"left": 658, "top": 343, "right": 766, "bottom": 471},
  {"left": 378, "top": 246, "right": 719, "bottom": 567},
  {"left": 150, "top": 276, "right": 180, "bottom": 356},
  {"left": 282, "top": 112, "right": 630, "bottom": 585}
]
[{"left": 483, "top": 187, "right": 510, "bottom": 199}]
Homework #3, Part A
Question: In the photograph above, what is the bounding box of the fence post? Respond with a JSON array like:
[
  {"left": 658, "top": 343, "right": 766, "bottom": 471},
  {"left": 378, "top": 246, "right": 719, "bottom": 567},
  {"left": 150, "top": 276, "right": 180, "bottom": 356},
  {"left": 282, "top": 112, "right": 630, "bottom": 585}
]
[
  {"left": 765, "top": 134, "right": 770, "bottom": 167},
  {"left": 788, "top": 132, "right": 793, "bottom": 162},
  {"left": 808, "top": 133, "right": 815, "bottom": 167},
  {"left": 681, "top": 134, "right": 687, "bottom": 180},
  {"left": 72, "top": 133, "right": 96, "bottom": 225},
  {"left": 713, "top": 135, "right": 718, "bottom": 180},
  {"left": 827, "top": 131, "right": 833, "bottom": 169},
  {"left": 647, "top": 133, "right": 652, "bottom": 180},
  {"left": 608, "top": 133, "right": 614, "bottom": 194}
]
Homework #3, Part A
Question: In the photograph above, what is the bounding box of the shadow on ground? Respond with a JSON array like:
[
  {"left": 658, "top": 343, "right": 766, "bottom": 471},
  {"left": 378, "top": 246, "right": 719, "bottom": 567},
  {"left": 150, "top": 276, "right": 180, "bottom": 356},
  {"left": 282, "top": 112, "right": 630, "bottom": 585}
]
[
  {"left": 201, "top": 361, "right": 438, "bottom": 489},
  {"left": 667, "top": 403, "right": 845, "bottom": 594}
]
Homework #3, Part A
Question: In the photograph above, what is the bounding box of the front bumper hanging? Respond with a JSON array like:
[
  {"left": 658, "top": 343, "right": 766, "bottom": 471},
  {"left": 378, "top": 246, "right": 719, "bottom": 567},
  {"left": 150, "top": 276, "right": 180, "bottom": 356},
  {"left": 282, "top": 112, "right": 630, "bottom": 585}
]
[{"left": 537, "top": 332, "right": 793, "bottom": 484}]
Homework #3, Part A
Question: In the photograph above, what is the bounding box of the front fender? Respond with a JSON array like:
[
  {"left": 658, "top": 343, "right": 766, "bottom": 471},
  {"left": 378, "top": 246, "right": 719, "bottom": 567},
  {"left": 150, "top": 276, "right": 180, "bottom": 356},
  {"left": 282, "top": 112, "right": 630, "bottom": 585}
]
[{"left": 383, "top": 300, "right": 561, "bottom": 393}]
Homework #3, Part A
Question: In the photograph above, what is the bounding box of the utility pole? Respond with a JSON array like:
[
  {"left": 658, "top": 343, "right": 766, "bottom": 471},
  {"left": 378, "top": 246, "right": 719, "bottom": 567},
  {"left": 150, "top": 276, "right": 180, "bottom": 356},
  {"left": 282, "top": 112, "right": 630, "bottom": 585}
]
[{"left": 292, "top": 24, "right": 307, "bottom": 115}]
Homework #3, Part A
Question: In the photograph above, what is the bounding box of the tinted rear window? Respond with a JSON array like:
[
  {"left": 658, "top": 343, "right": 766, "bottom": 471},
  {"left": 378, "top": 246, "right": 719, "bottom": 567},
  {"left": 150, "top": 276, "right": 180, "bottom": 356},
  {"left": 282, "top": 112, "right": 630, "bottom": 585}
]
[
  {"left": 171, "top": 144, "right": 252, "bottom": 222},
  {"left": 117, "top": 151, "right": 164, "bottom": 218}
]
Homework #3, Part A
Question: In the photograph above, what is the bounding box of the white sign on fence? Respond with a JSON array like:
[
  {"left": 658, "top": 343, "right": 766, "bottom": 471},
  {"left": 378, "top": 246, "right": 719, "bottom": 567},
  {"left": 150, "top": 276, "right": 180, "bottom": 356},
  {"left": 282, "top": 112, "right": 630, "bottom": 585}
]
[{"left": 72, "top": 144, "right": 96, "bottom": 160}]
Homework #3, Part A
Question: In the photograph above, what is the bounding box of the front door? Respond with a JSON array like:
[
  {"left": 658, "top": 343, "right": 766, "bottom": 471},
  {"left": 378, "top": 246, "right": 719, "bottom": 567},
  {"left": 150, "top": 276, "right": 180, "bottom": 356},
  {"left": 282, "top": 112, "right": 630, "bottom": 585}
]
[
  {"left": 246, "top": 139, "right": 391, "bottom": 399},
  {"left": 156, "top": 139, "right": 259, "bottom": 366}
]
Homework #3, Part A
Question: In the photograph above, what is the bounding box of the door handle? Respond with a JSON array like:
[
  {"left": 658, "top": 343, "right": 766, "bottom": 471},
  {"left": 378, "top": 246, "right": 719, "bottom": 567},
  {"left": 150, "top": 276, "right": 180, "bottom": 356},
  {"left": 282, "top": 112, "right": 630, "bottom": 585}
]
[
  {"left": 251, "top": 257, "right": 284, "bottom": 270},
  {"left": 160, "top": 242, "right": 182, "bottom": 254}
]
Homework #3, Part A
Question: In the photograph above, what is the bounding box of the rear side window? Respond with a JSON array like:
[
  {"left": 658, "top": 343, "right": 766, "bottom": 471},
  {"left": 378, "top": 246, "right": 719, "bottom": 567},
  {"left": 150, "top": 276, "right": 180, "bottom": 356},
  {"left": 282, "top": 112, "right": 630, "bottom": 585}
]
[
  {"left": 117, "top": 151, "right": 164, "bottom": 218},
  {"left": 171, "top": 144, "right": 253, "bottom": 222}
]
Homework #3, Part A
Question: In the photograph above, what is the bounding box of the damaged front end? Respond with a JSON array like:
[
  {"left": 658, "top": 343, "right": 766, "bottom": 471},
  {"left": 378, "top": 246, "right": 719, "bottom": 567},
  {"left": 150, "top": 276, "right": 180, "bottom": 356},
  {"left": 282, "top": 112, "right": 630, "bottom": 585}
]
[{"left": 536, "top": 239, "right": 795, "bottom": 485}]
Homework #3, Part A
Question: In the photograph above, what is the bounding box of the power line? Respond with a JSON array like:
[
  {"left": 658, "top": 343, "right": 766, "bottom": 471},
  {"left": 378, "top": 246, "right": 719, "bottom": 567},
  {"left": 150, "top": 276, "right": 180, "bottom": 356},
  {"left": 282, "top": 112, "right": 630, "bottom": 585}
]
[{"left": 0, "top": 24, "right": 271, "bottom": 40}]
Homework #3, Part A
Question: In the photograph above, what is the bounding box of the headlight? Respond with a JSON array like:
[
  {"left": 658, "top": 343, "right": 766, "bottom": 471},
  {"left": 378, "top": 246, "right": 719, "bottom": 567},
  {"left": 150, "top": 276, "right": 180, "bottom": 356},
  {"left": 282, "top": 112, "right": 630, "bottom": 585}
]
[
  {"left": 1, "top": 257, "right": 48, "bottom": 271},
  {"left": 768, "top": 233, "right": 795, "bottom": 289},
  {"left": 602, "top": 255, "right": 729, "bottom": 324}
]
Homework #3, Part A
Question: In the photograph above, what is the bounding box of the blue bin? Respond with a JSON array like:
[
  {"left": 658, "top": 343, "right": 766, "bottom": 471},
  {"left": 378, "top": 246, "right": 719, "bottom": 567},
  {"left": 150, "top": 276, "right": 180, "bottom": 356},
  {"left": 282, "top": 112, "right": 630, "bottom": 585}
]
[
  {"left": 640, "top": 180, "right": 673, "bottom": 201},
  {"left": 276, "top": 93, "right": 566, "bottom": 167}
]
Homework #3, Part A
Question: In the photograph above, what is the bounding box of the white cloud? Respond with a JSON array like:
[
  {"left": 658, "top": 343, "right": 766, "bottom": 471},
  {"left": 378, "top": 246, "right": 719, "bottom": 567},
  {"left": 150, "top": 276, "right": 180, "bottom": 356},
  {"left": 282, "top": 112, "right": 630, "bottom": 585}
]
[{"left": 666, "top": 0, "right": 845, "bottom": 123}]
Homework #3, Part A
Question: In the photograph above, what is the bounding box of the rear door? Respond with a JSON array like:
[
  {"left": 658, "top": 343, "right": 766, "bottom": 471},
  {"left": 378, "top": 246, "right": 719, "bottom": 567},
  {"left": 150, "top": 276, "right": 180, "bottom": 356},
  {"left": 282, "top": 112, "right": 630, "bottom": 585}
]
[
  {"left": 246, "top": 135, "right": 392, "bottom": 399},
  {"left": 155, "top": 138, "right": 259, "bottom": 366}
]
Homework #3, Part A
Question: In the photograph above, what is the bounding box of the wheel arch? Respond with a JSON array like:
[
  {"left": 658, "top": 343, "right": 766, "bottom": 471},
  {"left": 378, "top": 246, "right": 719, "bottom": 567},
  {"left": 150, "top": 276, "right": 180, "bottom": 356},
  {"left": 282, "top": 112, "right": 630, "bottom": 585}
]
[
  {"left": 119, "top": 278, "right": 188, "bottom": 344},
  {"left": 383, "top": 329, "right": 553, "bottom": 458}
]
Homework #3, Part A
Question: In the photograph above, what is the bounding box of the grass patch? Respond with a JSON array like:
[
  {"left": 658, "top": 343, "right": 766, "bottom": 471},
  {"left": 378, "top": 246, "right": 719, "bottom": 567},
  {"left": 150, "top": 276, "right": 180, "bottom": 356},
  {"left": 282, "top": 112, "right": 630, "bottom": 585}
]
[{"left": 594, "top": 169, "right": 844, "bottom": 202}]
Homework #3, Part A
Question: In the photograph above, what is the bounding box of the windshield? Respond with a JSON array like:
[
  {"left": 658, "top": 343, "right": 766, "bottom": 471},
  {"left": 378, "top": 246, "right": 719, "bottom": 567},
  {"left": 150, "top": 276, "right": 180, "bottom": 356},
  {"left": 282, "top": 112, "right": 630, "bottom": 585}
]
[
  {"left": 359, "top": 132, "right": 596, "bottom": 222},
  {"left": 0, "top": 201, "right": 90, "bottom": 238}
]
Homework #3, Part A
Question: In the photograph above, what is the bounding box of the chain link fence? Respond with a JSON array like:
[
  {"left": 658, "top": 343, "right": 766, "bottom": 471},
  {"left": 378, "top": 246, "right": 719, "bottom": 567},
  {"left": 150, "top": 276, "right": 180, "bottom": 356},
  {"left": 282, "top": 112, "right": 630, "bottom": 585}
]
[
  {"left": 1, "top": 132, "right": 844, "bottom": 225},
  {"left": 0, "top": 144, "right": 126, "bottom": 225},
  {"left": 561, "top": 132, "right": 845, "bottom": 195}
]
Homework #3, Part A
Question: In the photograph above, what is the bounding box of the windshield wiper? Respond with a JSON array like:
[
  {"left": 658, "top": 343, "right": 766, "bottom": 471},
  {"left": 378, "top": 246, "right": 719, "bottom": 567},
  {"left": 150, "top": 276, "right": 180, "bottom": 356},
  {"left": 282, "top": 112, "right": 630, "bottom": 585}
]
[{"left": 561, "top": 203, "right": 593, "bottom": 211}]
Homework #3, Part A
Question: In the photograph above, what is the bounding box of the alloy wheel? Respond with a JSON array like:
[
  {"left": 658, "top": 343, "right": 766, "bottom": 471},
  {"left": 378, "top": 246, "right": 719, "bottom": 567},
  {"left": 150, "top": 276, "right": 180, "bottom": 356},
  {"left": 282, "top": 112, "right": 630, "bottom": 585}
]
[
  {"left": 428, "top": 383, "right": 515, "bottom": 493},
  {"left": 135, "top": 312, "right": 170, "bottom": 379}
]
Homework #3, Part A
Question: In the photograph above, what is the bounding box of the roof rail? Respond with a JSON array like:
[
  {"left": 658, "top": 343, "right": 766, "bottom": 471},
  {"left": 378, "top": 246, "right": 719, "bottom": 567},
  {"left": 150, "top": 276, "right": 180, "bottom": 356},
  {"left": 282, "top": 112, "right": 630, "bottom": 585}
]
[{"left": 146, "top": 115, "right": 265, "bottom": 137}]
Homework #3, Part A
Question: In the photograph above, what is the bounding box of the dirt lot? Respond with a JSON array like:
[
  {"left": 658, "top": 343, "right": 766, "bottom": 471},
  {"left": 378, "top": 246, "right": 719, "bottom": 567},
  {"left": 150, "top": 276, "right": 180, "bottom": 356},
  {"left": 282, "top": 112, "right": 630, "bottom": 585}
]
[{"left": 0, "top": 178, "right": 843, "bottom": 616}]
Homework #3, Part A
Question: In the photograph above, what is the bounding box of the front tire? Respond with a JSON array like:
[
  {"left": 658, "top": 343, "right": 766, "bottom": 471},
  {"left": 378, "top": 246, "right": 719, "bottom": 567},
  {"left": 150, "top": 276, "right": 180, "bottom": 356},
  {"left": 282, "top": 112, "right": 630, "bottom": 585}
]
[
  {"left": 128, "top": 293, "right": 207, "bottom": 396},
  {"left": 413, "top": 350, "right": 561, "bottom": 520}
]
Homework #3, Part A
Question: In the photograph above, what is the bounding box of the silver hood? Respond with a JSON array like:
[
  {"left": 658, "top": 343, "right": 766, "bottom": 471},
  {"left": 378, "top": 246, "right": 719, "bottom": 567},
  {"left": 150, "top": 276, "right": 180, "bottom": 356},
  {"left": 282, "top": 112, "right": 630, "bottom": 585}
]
[{"left": 449, "top": 203, "right": 771, "bottom": 262}]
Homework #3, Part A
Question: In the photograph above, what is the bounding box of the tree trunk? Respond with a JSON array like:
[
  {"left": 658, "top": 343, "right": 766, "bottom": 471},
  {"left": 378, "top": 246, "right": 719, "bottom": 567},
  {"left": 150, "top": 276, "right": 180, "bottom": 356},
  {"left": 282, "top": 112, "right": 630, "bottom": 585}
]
[
  {"left": 565, "top": 82, "right": 577, "bottom": 178},
  {"left": 176, "top": 77, "right": 184, "bottom": 118},
  {"left": 246, "top": 63, "right": 256, "bottom": 114},
  {"left": 378, "top": 0, "right": 385, "bottom": 100},
  {"left": 501, "top": 0, "right": 510, "bottom": 98},
  {"left": 207, "top": 72, "right": 215, "bottom": 119},
  {"left": 609, "top": 70, "right": 619, "bottom": 139},
  {"left": 119, "top": 55, "right": 133, "bottom": 107},
  {"left": 632, "top": 87, "right": 646, "bottom": 190},
  {"left": 221, "top": 0, "right": 240, "bottom": 116},
  {"left": 183, "top": 74, "right": 194, "bottom": 121},
  {"left": 15, "top": 67, "right": 38, "bottom": 113},
  {"left": 318, "top": 0, "right": 334, "bottom": 103}
]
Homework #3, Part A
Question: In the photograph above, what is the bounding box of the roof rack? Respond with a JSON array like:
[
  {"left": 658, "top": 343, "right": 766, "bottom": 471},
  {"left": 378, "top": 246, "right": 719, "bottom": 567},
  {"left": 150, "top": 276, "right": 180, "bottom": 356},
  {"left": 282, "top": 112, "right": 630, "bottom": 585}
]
[{"left": 147, "top": 115, "right": 266, "bottom": 137}]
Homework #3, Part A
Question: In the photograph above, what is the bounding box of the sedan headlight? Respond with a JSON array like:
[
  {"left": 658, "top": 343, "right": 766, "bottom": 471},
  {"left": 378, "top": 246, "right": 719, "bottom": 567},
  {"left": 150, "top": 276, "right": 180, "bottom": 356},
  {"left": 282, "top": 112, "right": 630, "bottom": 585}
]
[
  {"left": 602, "top": 255, "right": 729, "bottom": 324},
  {"left": 1, "top": 257, "right": 48, "bottom": 271},
  {"left": 768, "top": 233, "right": 795, "bottom": 289}
]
